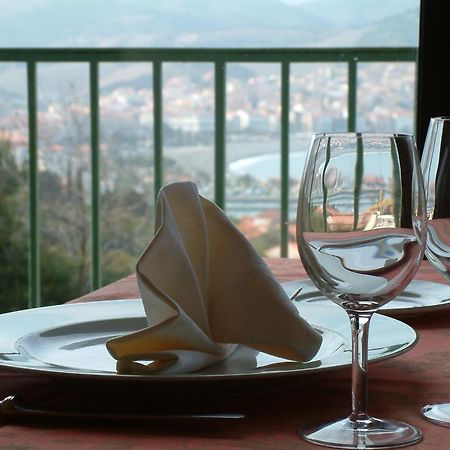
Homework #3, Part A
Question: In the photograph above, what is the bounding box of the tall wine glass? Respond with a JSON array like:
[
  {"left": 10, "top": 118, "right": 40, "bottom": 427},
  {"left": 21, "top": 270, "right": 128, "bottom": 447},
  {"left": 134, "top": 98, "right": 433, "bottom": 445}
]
[
  {"left": 297, "top": 133, "right": 426, "bottom": 448},
  {"left": 420, "top": 116, "right": 450, "bottom": 427}
]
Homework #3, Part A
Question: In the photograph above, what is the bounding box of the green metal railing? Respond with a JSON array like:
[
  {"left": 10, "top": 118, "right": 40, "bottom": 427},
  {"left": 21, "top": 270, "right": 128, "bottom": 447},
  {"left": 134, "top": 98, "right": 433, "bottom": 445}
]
[{"left": 0, "top": 47, "right": 417, "bottom": 308}]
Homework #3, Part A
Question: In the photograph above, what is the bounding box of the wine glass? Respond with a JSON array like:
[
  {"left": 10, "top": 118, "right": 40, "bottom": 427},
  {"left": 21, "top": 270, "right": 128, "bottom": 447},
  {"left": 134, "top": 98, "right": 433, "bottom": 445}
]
[
  {"left": 420, "top": 116, "right": 450, "bottom": 427},
  {"left": 297, "top": 133, "right": 427, "bottom": 448}
]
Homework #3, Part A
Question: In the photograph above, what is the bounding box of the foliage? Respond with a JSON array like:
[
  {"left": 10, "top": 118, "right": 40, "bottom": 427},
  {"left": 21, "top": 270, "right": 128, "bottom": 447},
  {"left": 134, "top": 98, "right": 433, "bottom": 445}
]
[
  {"left": 249, "top": 227, "right": 279, "bottom": 256},
  {"left": 0, "top": 138, "right": 79, "bottom": 311},
  {"left": 0, "top": 131, "right": 156, "bottom": 312}
]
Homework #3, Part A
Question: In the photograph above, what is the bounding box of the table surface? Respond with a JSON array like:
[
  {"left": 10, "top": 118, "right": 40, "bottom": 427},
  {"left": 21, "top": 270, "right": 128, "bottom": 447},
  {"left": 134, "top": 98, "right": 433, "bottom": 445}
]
[{"left": 0, "top": 258, "right": 449, "bottom": 450}]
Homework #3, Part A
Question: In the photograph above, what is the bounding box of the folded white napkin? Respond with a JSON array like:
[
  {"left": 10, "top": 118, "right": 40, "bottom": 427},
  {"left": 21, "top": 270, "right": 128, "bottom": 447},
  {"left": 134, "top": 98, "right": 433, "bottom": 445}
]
[{"left": 106, "top": 182, "right": 322, "bottom": 374}]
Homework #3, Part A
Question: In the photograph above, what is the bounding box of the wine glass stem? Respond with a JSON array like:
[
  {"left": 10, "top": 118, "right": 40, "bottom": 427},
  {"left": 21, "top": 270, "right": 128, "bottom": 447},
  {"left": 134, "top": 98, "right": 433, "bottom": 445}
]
[{"left": 348, "top": 312, "right": 373, "bottom": 422}]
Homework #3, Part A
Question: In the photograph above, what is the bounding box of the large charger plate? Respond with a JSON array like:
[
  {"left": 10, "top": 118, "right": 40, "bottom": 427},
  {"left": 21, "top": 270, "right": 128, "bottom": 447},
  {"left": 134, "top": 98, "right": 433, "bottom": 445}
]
[
  {"left": 0, "top": 300, "right": 416, "bottom": 382},
  {"left": 283, "top": 279, "right": 450, "bottom": 318}
]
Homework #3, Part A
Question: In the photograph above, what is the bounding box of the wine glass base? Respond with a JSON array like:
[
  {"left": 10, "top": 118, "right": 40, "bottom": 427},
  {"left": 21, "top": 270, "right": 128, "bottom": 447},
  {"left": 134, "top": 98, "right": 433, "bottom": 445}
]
[
  {"left": 299, "top": 416, "right": 422, "bottom": 449},
  {"left": 421, "top": 403, "right": 450, "bottom": 427}
]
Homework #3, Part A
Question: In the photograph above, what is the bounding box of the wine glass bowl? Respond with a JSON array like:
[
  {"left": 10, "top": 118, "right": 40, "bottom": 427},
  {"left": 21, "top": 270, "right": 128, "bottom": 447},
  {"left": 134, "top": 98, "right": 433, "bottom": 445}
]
[
  {"left": 297, "top": 133, "right": 426, "bottom": 448},
  {"left": 420, "top": 116, "right": 450, "bottom": 427}
]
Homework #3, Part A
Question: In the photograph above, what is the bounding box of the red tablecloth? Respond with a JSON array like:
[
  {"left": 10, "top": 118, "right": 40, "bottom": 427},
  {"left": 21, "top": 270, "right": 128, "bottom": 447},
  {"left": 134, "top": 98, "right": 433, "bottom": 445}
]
[{"left": 0, "top": 258, "right": 448, "bottom": 449}]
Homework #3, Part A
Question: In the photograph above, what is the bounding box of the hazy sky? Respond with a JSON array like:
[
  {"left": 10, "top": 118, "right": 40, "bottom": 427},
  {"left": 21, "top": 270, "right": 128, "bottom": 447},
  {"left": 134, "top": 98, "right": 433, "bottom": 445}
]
[
  {"left": 0, "top": 0, "right": 48, "bottom": 18},
  {"left": 0, "top": 0, "right": 313, "bottom": 17}
]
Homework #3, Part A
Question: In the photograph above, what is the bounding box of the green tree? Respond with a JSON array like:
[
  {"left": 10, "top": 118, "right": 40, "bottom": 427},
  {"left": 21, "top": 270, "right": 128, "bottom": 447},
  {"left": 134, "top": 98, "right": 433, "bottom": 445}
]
[
  {"left": 0, "top": 137, "right": 82, "bottom": 311},
  {"left": 0, "top": 137, "right": 29, "bottom": 310}
]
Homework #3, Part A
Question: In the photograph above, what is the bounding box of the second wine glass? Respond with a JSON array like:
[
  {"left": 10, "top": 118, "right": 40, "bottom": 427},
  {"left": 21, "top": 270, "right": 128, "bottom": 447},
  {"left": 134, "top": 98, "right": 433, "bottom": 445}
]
[
  {"left": 297, "top": 132, "right": 427, "bottom": 448},
  {"left": 420, "top": 116, "right": 450, "bottom": 427}
]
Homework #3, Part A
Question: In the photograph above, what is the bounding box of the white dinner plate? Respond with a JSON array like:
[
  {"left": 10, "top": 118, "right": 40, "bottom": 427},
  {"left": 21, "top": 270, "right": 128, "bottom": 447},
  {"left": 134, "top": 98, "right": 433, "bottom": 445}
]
[
  {"left": 283, "top": 279, "right": 450, "bottom": 318},
  {"left": 0, "top": 300, "right": 416, "bottom": 382}
]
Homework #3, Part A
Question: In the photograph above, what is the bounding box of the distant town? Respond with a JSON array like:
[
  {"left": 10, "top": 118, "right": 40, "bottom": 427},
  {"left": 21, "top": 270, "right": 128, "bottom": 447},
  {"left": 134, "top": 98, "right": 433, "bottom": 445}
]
[{"left": 0, "top": 61, "right": 416, "bottom": 257}]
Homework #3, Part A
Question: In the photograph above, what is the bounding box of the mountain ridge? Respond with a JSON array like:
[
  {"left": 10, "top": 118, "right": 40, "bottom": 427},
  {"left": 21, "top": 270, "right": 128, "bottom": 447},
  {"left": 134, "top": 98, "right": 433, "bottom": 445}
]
[{"left": 0, "top": 0, "right": 419, "bottom": 48}]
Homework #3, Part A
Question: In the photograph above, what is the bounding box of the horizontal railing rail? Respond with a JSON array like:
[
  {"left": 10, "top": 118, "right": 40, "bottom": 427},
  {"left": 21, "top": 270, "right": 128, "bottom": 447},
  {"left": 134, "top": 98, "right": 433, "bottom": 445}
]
[
  {"left": 0, "top": 47, "right": 417, "bottom": 62},
  {"left": 0, "top": 47, "right": 418, "bottom": 308}
]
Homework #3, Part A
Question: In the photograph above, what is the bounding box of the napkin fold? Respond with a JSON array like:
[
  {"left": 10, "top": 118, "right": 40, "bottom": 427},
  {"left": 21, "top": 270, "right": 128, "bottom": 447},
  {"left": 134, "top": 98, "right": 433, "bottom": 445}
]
[{"left": 106, "top": 182, "right": 322, "bottom": 374}]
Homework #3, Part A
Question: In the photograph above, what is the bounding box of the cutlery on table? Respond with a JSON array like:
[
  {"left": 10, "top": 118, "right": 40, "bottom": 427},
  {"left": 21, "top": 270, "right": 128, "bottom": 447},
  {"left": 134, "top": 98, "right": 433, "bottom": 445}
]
[{"left": 0, "top": 395, "right": 245, "bottom": 423}]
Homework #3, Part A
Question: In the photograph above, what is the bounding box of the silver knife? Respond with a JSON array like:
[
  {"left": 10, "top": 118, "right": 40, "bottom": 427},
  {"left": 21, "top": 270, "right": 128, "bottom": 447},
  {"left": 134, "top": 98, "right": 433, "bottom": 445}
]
[{"left": 0, "top": 396, "right": 245, "bottom": 422}]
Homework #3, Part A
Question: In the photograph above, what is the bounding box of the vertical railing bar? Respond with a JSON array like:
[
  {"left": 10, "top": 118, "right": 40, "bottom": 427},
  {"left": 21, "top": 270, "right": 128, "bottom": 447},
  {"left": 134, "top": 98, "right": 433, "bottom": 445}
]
[
  {"left": 214, "top": 60, "right": 226, "bottom": 209},
  {"left": 348, "top": 58, "right": 357, "bottom": 132},
  {"left": 89, "top": 61, "right": 101, "bottom": 290},
  {"left": 280, "top": 61, "right": 290, "bottom": 257},
  {"left": 27, "top": 61, "right": 40, "bottom": 308},
  {"left": 153, "top": 61, "right": 163, "bottom": 202}
]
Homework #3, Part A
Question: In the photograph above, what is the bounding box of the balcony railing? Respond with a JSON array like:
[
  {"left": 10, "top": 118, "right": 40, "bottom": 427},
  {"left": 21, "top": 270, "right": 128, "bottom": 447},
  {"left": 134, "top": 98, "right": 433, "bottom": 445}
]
[{"left": 0, "top": 47, "right": 418, "bottom": 308}]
